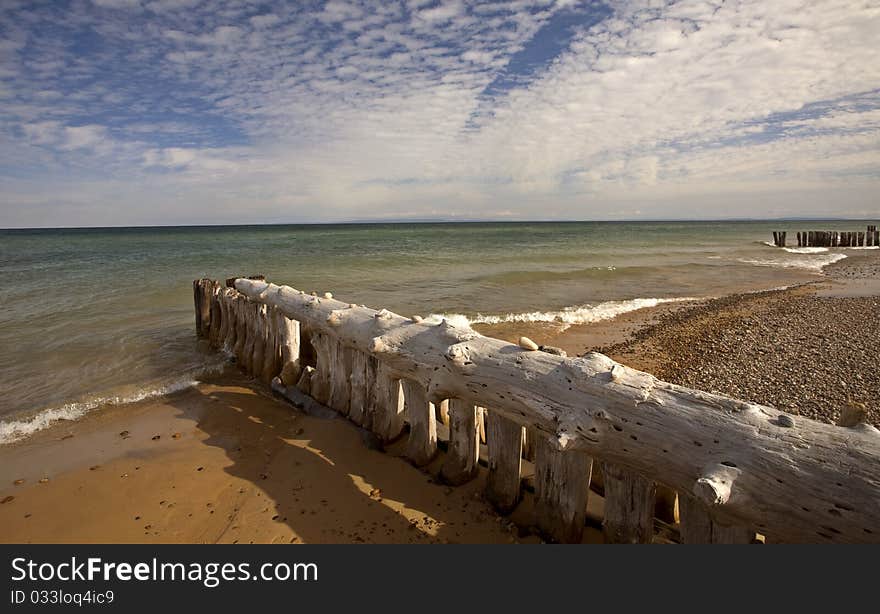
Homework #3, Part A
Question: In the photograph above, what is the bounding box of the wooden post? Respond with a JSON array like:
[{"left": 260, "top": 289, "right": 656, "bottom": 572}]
[
  {"left": 348, "top": 350, "right": 371, "bottom": 428},
  {"left": 309, "top": 331, "right": 332, "bottom": 405},
  {"left": 193, "top": 279, "right": 213, "bottom": 338},
  {"left": 440, "top": 399, "right": 480, "bottom": 485},
  {"left": 259, "top": 305, "right": 279, "bottom": 382},
  {"left": 679, "top": 494, "right": 755, "bottom": 544},
  {"left": 232, "top": 296, "right": 247, "bottom": 367},
  {"left": 371, "top": 361, "right": 405, "bottom": 442},
  {"left": 780, "top": 231, "right": 786, "bottom": 247},
  {"left": 208, "top": 282, "right": 222, "bottom": 347},
  {"left": 251, "top": 304, "right": 267, "bottom": 380},
  {"left": 277, "top": 310, "right": 301, "bottom": 386},
  {"left": 534, "top": 434, "right": 592, "bottom": 543},
  {"left": 328, "top": 341, "right": 353, "bottom": 415},
  {"left": 859, "top": 232, "right": 865, "bottom": 247},
  {"left": 772, "top": 231, "right": 778, "bottom": 246},
  {"left": 223, "top": 289, "right": 239, "bottom": 351},
  {"left": 601, "top": 462, "right": 656, "bottom": 543},
  {"left": 484, "top": 410, "right": 524, "bottom": 513},
  {"left": 402, "top": 379, "right": 437, "bottom": 466}
]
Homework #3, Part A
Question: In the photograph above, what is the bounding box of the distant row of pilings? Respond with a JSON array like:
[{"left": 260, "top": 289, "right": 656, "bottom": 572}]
[{"left": 772, "top": 225, "right": 879, "bottom": 247}]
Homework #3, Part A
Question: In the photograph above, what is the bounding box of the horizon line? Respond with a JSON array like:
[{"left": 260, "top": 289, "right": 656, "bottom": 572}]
[{"left": 2, "top": 216, "right": 878, "bottom": 231}]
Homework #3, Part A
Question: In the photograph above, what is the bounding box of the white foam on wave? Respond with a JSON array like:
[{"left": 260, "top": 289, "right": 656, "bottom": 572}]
[
  {"left": 843, "top": 245, "right": 880, "bottom": 250},
  {"left": 426, "top": 297, "right": 696, "bottom": 332},
  {"left": 738, "top": 253, "right": 847, "bottom": 272},
  {"left": 782, "top": 247, "right": 829, "bottom": 254},
  {"left": 0, "top": 355, "right": 232, "bottom": 445}
]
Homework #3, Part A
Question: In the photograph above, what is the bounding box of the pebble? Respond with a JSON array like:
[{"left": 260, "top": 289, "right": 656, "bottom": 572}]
[
  {"left": 518, "top": 336, "right": 539, "bottom": 351},
  {"left": 13, "top": 479, "right": 24, "bottom": 486}
]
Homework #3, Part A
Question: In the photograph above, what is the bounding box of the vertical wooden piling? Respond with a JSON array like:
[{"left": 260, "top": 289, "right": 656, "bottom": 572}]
[
  {"left": 372, "top": 362, "right": 405, "bottom": 442},
  {"left": 534, "top": 434, "right": 592, "bottom": 543},
  {"left": 678, "top": 494, "right": 755, "bottom": 544},
  {"left": 440, "top": 399, "right": 480, "bottom": 485},
  {"left": 484, "top": 411, "right": 524, "bottom": 514},
  {"left": 601, "top": 463, "right": 656, "bottom": 544},
  {"left": 309, "top": 331, "right": 333, "bottom": 405},
  {"left": 348, "top": 349, "right": 369, "bottom": 427},
  {"left": 328, "top": 341, "right": 353, "bottom": 415},
  {"left": 401, "top": 379, "right": 437, "bottom": 466}
]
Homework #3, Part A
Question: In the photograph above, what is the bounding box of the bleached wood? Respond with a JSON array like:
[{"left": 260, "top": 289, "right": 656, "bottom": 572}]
[
  {"left": 251, "top": 304, "right": 266, "bottom": 379},
  {"left": 277, "top": 310, "right": 301, "bottom": 386},
  {"left": 535, "top": 434, "right": 591, "bottom": 543},
  {"left": 259, "top": 305, "right": 279, "bottom": 382},
  {"left": 372, "top": 361, "right": 405, "bottom": 442},
  {"left": 485, "top": 410, "right": 523, "bottom": 513},
  {"left": 437, "top": 399, "right": 450, "bottom": 427},
  {"left": 349, "top": 349, "right": 369, "bottom": 427},
  {"left": 208, "top": 282, "right": 222, "bottom": 347},
  {"left": 440, "top": 398, "right": 480, "bottom": 485},
  {"left": 309, "top": 331, "right": 332, "bottom": 405},
  {"left": 601, "top": 462, "right": 656, "bottom": 544},
  {"left": 296, "top": 365, "right": 314, "bottom": 396},
  {"left": 328, "top": 340, "right": 353, "bottom": 415},
  {"left": 679, "top": 494, "right": 754, "bottom": 544},
  {"left": 232, "top": 278, "right": 880, "bottom": 543},
  {"left": 402, "top": 379, "right": 437, "bottom": 466}
]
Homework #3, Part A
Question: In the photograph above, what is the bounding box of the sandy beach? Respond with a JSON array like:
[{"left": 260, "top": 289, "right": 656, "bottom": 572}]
[{"left": 2, "top": 250, "right": 877, "bottom": 544}]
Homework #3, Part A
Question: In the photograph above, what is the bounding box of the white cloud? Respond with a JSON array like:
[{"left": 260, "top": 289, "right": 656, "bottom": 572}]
[{"left": 1, "top": 0, "right": 879, "bottom": 226}]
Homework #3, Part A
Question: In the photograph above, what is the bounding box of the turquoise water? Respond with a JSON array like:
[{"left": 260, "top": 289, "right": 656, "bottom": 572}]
[{"left": 0, "top": 220, "right": 866, "bottom": 441}]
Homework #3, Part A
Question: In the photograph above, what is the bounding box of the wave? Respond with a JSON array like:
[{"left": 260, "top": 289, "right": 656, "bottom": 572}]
[
  {"left": 738, "top": 253, "right": 846, "bottom": 272},
  {"left": 782, "top": 247, "right": 829, "bottom": 254},
  {"left": 426, "top": 297, "right": 696, "bottom": 331},
  {"left": 0, "top": 360, "right": 228, "bottom": 445},
  {"left": 843, "top": 245, "right": 880, "bottom": 250}
]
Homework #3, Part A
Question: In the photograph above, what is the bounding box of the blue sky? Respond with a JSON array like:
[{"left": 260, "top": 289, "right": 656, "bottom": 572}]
[{"left": 1, "top": 0, "right": 878, "bottom": 226}]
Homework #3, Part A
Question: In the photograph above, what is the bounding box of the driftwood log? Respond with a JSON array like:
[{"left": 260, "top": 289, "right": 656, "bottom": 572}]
[{"left": 228, "top": 278, "right": 880, "bottom": 544}]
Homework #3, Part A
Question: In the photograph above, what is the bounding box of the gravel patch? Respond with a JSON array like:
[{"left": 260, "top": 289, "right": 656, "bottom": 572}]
[{"left": 600, "top": 253, "right": 880, "bottom": 426}]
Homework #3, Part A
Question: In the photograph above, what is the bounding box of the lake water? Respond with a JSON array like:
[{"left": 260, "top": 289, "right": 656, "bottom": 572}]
[{"left": 0, "top": 220, "right": 864, "bottom": 442}]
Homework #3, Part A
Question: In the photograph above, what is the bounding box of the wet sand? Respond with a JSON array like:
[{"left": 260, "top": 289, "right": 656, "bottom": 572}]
[{"left": 0, "top": 374, "right": 544, "bottom": 544}]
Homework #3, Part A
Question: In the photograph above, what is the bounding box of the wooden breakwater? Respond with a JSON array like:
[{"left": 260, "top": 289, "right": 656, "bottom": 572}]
[
  {"left": 193, "top": 277, "right": 880, "bottom": 544},
  {"left": 772, "top": 225, "right": 879, "bottom": 247}
]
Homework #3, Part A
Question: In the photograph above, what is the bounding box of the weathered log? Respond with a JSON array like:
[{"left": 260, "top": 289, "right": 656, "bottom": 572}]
[
  {"left": 401, "top": 379, "right": 437, "bottom": 466},
  {"left": 233, "top": 278, "right": 880, "bottom": 543},
  {"left": 372, "top": 361, "right": 405, "bottom": 442},
  {"left": 601, "top": 462, "right": 656, "bottom": 544},
  {"left": 485, "top": 410, "right": 523, "bottom": 513},
  {"left": 679, "top": 494, "right": 754, "bottom": 544},
  {"left": 440, "top": 399, "right": 480, "bottom": 485},
  {"left": 535, "top": 434, "right": 592, "bottom": 543}
]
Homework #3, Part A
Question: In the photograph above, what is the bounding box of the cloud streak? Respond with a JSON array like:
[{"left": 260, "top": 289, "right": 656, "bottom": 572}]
[{"left": 0, "top": 0, "right": 878, "bottom": 226}]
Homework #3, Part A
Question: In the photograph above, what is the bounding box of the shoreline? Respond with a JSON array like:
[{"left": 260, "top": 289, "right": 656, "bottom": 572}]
[{"left": 1, "top": 250, "right": 876, "bottom": 542}]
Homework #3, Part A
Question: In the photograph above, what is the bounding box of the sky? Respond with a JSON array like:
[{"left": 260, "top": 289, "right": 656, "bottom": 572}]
[{"left": 0, "top": 0, "right": 879, "bottom": 227}]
